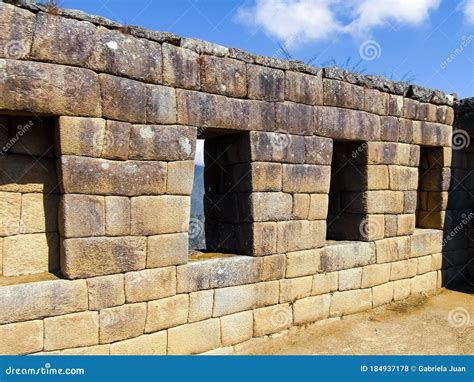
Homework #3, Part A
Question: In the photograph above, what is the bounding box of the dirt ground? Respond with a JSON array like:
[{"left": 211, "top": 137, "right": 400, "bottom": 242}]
[{"left": 235, "top": 286, "right": 474, "bottom": 355}]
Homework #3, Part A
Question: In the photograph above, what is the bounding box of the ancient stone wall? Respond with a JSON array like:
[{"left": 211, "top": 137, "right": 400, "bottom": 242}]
[{"left": 0, "top": 0, "right": 471, "bottom": 355}]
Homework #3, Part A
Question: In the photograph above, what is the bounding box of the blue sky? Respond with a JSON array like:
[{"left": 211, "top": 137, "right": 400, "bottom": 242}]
[{"left": 59, "top": 0, "right": 473, "bottom": 98}]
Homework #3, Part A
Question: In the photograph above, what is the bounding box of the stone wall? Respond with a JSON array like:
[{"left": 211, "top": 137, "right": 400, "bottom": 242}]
[{"left": 0, "top": 0, "right": 471, "bottom": 355}]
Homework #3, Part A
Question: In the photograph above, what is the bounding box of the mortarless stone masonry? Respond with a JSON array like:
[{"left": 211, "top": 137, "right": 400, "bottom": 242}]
[{"left": 0, "top": 0, "right": 472, "bottom": 355}]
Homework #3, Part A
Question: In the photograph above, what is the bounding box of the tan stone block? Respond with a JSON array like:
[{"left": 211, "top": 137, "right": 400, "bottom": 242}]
[
  {"left": 249, "top": 162, "right": 282, "bottom": 192},
  {"left": 397, "top": 214, "right": 415, "bottom": 236},
  {"left": 189, "top": 290, "right": 214, "bottom": 323},
  {"left": 410, "top": 229, "right": 443, "bottom": 257},
  {"left": 389, "top": 166, "right": 418, "bottom": 190},
  {"left": 248, "top": 131, "right": 304, "bottom": 163},
  {"left": 167, "top": 161, "right": 194, "bottom": 195},
  {"left": 294, "top": 294, "right": 331, "bottom": 325},
  {"left": 44, "top": 312, "right": 99, "bottom": 351},
  {"left": 100, "top": 303, "right": 146, "bottom": 344},
  {"left": 59, "top": 194, "right": 105, "bottom": 238},
  {"left": 3, "top": 233, "right": 58, "bottom": 276},
  {"left": 177, "top": 261, "right": 213, "bottom": 293},
  {"left": 146, "top": 84, "right": 177, "bottom": 124},
  {"left": 0, "top": 320, "right": 43, "bottom": 355},
  {"left": 411, "top": 271, "right": 438, "bottom": 294},
  {"left": 285, "top": 70, "right": 323, "bottom": 105},
  {"left": 168, "top": 318, "right": 221, "bottom": 355},
  {"left": 361, "top": 263, "right": 391, "bottom": 288},
  {"left": 339, "top": 165, "right": 389, "bottom": 191},
  {"left": 320, "top": 241, "right": 375, "bottom": 272},
  {"left": 110, "top": 331, "right": 167, "bottom": 355},
  {"left": 312, "top": 272, "right": 338, "bottom": 295},
  {"left": 372, "top": 282, "right": 394, "bottom": 307},
  {"left": 338, "top": 268, "right": 362, "bottom": 291},
  {"left": 375, "top": 236, "right": 410, "bottom": 264},
  {"left": 147, "top": 233, "right": 188, "bottom": 268},
  {"left": 125, "top": 267, "right": 176, "bottom": 303},
  {"left": 0, "top": 3, "right": 34, "bottom": 60},
  {"left": 254, "top": 304, "right": 292, "bottom": 336},
  {"left": 308, "top": 194, "right": 329, "bottom": 220},
  {"left": 292, "top": 194, "right": 310, "bottom": 220},
  {"left": 61, "top": 345, "right": 110, "bottom": 355},
  {"left": 390, "top": 259, "right": 417, "bottom": 281},
  {"left": 286, "top": 249, "right": 320, "bottom": 278},
  {"left": 247, "top": 64, "right": 284, "bottom": 101},
  {"left": 131, "top": 196, "right": 190, "bottom": 235},
  {"left": 163, "top": 43, "right": 200, "bottom": 90},
  {"left": 200, "top": 55, "right": 247, "bottom": 97},
  {"left": 251, "top": 192, "right": 292, "bottom": 222},
  {"left": 431, "top": 253, "right": 443, "bottom": 271},
  {"left": 104, "top": 196, "right": 130, "bottom": 236},
  {"left": 87, "top": 274, "right": 125, "bottom": 310},
  {"left": 393, "top": 279, "right": 411, "bottom": 301},
  {"left": 279, "top": 276, "right": 312, "bottom": 303},
  {"left": 260, "top": 254, "right": 286, "bottom": 281},
  {"left": 101, "top": 120, "right": 131, "bottom": 160},
  {"left": 221, "top": 311, "right": 253, "bottom": 346},
  {"left": 145, "top": 294, "right": 189, "bottom": 333},
  {"left": 277, "top": 220, "right": 326, "bottom": 253},
  {"left": 384, "top": 215, "right": 398, "bottom": 238},
  {"left": 213, "top": 284, "right": 257, "bottom": 317},
  {"left": 324, "top": 79, "right": 364, "bottom": 109},
  {"left": 330, "top": 289, "right": 372, "bottom": 317},
  {"left": 62, "top": 237, "right": 146, "bottom": 279},
  {"left": 20, "top": 193, "right": 58, "bottom": 234},
  {"left": 417, "top": 255, "right": 432, "bottom": 275},
  {"left": 57, "top": 117, "right": 106, "bottom": 157},
  {"left": 343, "top": 191, "right": 404, "bottom": 214},
  {"left": 305, "top": 136, "right": 333, "bottom": 165},
  {"left": 282, "top": 165, "right": 331, "bottom": 193},
  {"left": 256, "top": 281, "right": 280, "bottom": 307},
  {"left": 275, "top": 101, "right": 314, "bottom": 135},
  {"left": 0, "top": 192, "right": 21, "bottom": 237}
]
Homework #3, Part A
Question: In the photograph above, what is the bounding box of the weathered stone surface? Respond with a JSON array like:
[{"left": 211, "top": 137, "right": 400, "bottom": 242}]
[
  {"left": 125, "top": 267, "right": 176, "bottom": 303},
  {"left": 285, "top": 70, "right": 323, "bottom": 105},
  {"left": 364, "top": 88, "right": 388, "bottom": 115},
  {"left": 397, "top": 214, "right": 415, "bottom": 236},
  {"left": 380, "top": 116, "right": 400, "bottom": 142},
  {"left": 129, "top": 125, "right": 197, "bottom": 161},
  {"left": 393, "top": 279, "right": 411, "bottom": 301},
  {"left": 101, "top": 120, "right": 131, "bottom": 160},
  {"left": 146, "top": 84, "right": 177, "bottom": 124},
  {"left": 100, "top": 303, "right": 146, "bottom": 343},
  {"left": 413, "top": 121, "right": 452, "bottom": 147},
  {"left": 390, "top": 259, "right": 417, "bottom": 280},
  {"left": 221, "top": 311, "right": 253, "bottom": 346},
  {"left": 0, "top": 59, "right": 101, "bottom": 116},
  {"left": 181, "top": 37, "right": 228, "bottom": 56},
  {"left": 110, "top": 331, "right": 167, "bottom": 355},
  {"left": 411, "top": 271, "right": 438, "bottom": 294},
  {"left": 282, "top": 165, "right": 331, "bottom": 193},
  {"left": 305, "top": 136, "right": 333, "bottom": 165},
  {"left": 89, "top": 27, "right": 162, "bottom": 83},
  {"left": 261, "top": 254, "right": 286, "bottom": 281},
  {"left": 361, "top": 263, "right": 391, "bottom": 287},
  {"left": 57, "top": 117, "right": 106, "bottom": 157},
  {"left": 250, "top": 192, "right": 292, "bottom": 222},
  {"left": 0, "top": 192, "right": 21, "bottom": 237},
  {"left": 44, "top": 311, "right": 99, "bottom": 351},
  {"left": 375, "top": 236, "right": 410, "bottom": 263},
  {"left": 145, "top": 294, "right": 189, "bottom": 333},
  {"left": 19, "top": 193, "right": 58, "bottom": 234},
  {"left": 200, "top": 55, "right": 246, "bottom": 97},
  {"left": 59, "top": 194, "right": 105, "bottom": 238},
  {"left": 168, "top": 318, "right": 221, "bottom": 355},
  {"left": 163, "top": 43, "right": 200, "bottom": 89},
  {"left": 99, "top": 74, "right": 146, "bottom": 123},
  {"left": 87, "top": 274, "right": 125, "bottom": 310},
  {"left": 323, "top": 79, "right": 364, "bottom": 110},
  {"left": 292, "top": 194, "right": 310, "bottom": 220},
  {"left": 0, "top": 279, "right": 88, "bottom": 324},
  {"left": 339, "top": 165, "right": 389, "bottom": 191},
  {"left": 31, "top": 12, "right": 96, "bottom": 66},
  {"left": 372, "top": 282, "right": 394, "bottom": 307},
  {"left": 254, "top": 304, "right": 292, "bottom": 336},
  {"left": 338, "top": 268, "right": 362, "bottom": 291},
  {"left": 105, "top": 196, "right": 130, "bottom": 236},
  {"left": 248, "top": 131, "right": 305, "bottom": 164},
  {"left": 0, "top": 320, "right": 43, "bottom": 355},
  {"left": 294, "top": 294, "right": 331, "bottom": 324},
  {"left": 320, "top": 241, "right": 375, "bottom": 272},
  {"left": 62, "top": 237, "right": 146, "bottom": 279},
  {"left": 189, "top": 290, "right": 214, "bottom": 323},
  {"left": 60, "top": 156, "right": 166, "bottom": 196},
  {"left": 312, "top": 272, "right": 338, "bottom": 295},
  {"left": 131, "top": 196, "right": 190, "bottom": 235},
  {"left": 410, "top": 229, "right": 443, "bottom": 257},
  {"left": 280, "top": 276, "right": 313, "bottom": 302},
  {"left": 330, "top": 289, "right": 372, "bottom": 316},
  {"left": 356, "top": 142, "right": 412, "bottom": 166},
  {"left": 147, "top": 233, "right": 187, "bottom": 268},
  {"left": 277, "top": 220, "right": 326, "bottom": 253},
  {"left": 0, "top": 3, "right": 34, "bottom": 60},
  {"left": 286, "top": 249, "right": 320, "bottom": 278},
  {"left": 389, "top": 166, "right": 418, "bottom": 190},
  {"left": 308, "top": 194, "right": 329, "bottom": 220},
  {"left": 275, "top": 101, "right": 314, "bottom": 135},
  {"left": 247, "top": 64, "right": 284, "bottom": 101},
  {"left": 167, "top": 161, "right": 194, "bottom": 195},
  {"left": 343, "top": 191, "right": 404, "bottom": 214}
]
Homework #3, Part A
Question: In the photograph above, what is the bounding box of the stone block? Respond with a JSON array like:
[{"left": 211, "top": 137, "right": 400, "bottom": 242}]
[
  {"left": 312, "top": 272, "right": 338, "bottom": 295},
  {"left": 61, "top": 345, "right": 110, "bottom": 355},
  {"left": 247, "top": 64, "right": 284, "bottom": 101},
  {"left": 62, "top": 237, "right": 146, "bottom": 279},
  {"left": 0, "top": 279, "right": 88, "bottom": 324},
  {"left": 131, "top": 196, "right": 190, "bottom": 235},
  {"left": 390, "top": 259, "right": 417, "bottom": 281},
  {"left": 59, "top": 194, "right": 105, "bottom": 238},
  {"left": 338, "top": 268, "right": 362, "bottom": 291},
  {"left": 285, "top": 70, "right": 323, "bottom": 105},
  {"left": 20, "top": 193, "right": 58, "bottom": 234},
  {"left": 221, "top": 311, "right": 253, "bottom": 346},
  {"left": 250, "top": 192, "right": 292, "bottom": 222},
  {"left": 305, "top": 136, "right": 333, "bottom": 165},
  {"left": 100, "top": 303, "right": 146, "bottom": 344},
  {"left": 146, "top": 84, "right": 177, "bottom": 124},
  {"left": 0, "top": 192, "right": 21, "bottom": 237},
  {"left": 286, "top": 249, "right": 320, "bottom": 278},
  {"left": 413, "top": 121, "right": 452, "bottom": 147},
  {"left": 168, "top": 318, "right": 221, "bottom": 355},
  {"left": 0, "top": 3, "right": 34, "bottom": 60},
  {"left": 363, "top": 88, "right": 388, "bottom": 115},
  {"left": 242, "top": 162, "right": 282, "bottom": 192},
  {"left": 189, "top": 290, "right": 214, "bottom": 323},
  {"left": 403, "top": 191, "right": 418, "bottom": 214},
  {"left": 99, "top": 74, "right": 146, "bottom": 123},
  {"left": 397, "top": 214, "right": 415, "bottom": 236},
  {"left": 124, "top": 267, "right": 176, "bottom": 303},
  {"left": 411, "top": 271, "right": 438, "bottom": 294},
  {"left": 3, "top": 233, "right": 58, "bottom": 276},
  {"left": 431, "top": 253, "right": 443, "bottom": 271},
  {"left": 57, "top": 117, "right": 106, "bottom": 157},
  {"left": 60, "top": 156, "right": 167, "bottom": 196},
  {"left": 293, "top": 294, "right": 331, "bottom": 325},
  {"left": 89, "top": 27, "right": 162, "bottom": 83},
  {"left": 277, "top": 220, "right": 326, "bottom": 253},
  {"left": 177, "top": 260, "right": 213, "bottom": 293},
  {"left": 328, "top": 214, "right": 385, "bottom": 241},
  {"left": 213, "top": 284, "right": 257, "bottom": 317},
  {"left": 308, "top": 194, "right": 329, "bottom": 220},
  {"left": 282, "top": 164, "right": 331, "bottom": 193},
  {"left": 393, "top": 279, "right": 411, "bottom": 301},
  {"left": 372, "top": 282, "right": 394, "bottom": 307},
  {"left": 101, "top": 120, "right": 131, "bottom": 160},
  {"left": 200, "top": 55, "right": 246, "bottom": 97},
  {"left": 261, "top": 254, "right": 286, "bottom": 281},
  {"left": 110, "top": 331, "right": 167, "bottom": 355},
  {"left": 387, "top": 94, "right": 404, "bottom": 117},
  {"left": 389, "top": 166, "right": 418, "bottom": 190},
  {"left": 357, "top": 142, "right": 411, "bottom": 166},
  {"left": 105, "top": 196, "right": 131, "bottom": 236},
  {"left": 275, "top": 101, "right": 314, "bottom": 135},
  {"left": 280, "top": 276, "right": 313, "bottom": 303},
  {"left": 292, "top": 194, "right": 310, "bottom": 220},
  {"left": 417, "top": 255, "right": 433, "bottom": 274},
  {"left": 323, "top": 79, "right": 364, "bottom": 109},
  {"left": 380, "top": 116, "right": 399, "bottom": 142},
  {"left": 343, "top": 191, "right": 404, "bottom": 214},
  {"left": 361, "top": 263, "right": 391, "bottom": 287},
  {"left": 129, "top": 125, "right": 196, "bottom": 161},
  {"left": 0, "top": 320, "right": 43, "bottom": 355},
  {"left": 162, "top": 43, "right": 200, "bottom": 89},
  {"left": 167, "top": 160, "right": 194, "bottom": 195},
  {"left": 145, "top": 294, "right": 189, "bottom": 333},
  {"left": 253, "top": 304, "right": 293, "bottom": 336},
  {"left": 399, "top": 119, "right": 413, "bottom": 143},
  {"left": 0, "top": 59, "right": 100, "bottom": 116},
  {"left": 384, "top": 215, "right": 398, "bottom": 237},
  {"left": 339, "top": 165, "right": 389, "bottom": 191},
  {"left": 147, "top": 232, "right": 188, "bottom": 268},
  {"left": 248, "top": 131, "right": 305, "bottom": 164},
  {"left": 44, "top": 312, "right": 99, "bottom": 351},
  {"left": 330, "top": 289, "right": 372, "bottom": 317},
  {"left": 410, "top": 229, "right": 443, "bottom": 257},
  {"left": 320, "top": 241, "right": 375, "bottom": 272},
  {"left": 87, "top": 274, "right": 125, "bottom": 310},
  {"left": 375, "top": 236, "right": 410, "bottom": 263}
]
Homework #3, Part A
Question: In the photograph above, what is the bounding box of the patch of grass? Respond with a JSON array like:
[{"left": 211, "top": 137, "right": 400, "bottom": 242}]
[{"left": 42, "top": 0, "right": 61, "bottom": 15}]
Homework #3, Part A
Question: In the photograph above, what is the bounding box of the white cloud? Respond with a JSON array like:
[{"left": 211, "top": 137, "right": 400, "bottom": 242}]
[
  {"left": 462, "top": 0, "right": 474, "bottom": 23},
  {"left": 237, "top": 0, "right": 442, "bottom": 46}
]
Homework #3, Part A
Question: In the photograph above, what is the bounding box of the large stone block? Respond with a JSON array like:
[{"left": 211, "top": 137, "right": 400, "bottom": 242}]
[
  {"left": 60, "top": 156, "right": 166, "bottom": 196},
  {"left": 253, "top": 304, "right": 293, "bottom": 336},
  {"left": 147, "top": 232, "right": 188, "bottom": 268},
  {"left": 100, "top": 303, "right": 146, "bottom": 344},
  {"left": 62, "top": 237, "right": 146, "bottom": 279},
  {"left": 31, "top": 12, "right": 96, "bottom": 66},
  {"left": 0, "top": 320, "right": 43, "bottom": 355},
  {"left": 167, "top": 161, "right": 195, "bottom": 195},
  {"left": 339, "top": 165, "right": 389, "bottom": 191},
  {"left": 200, "top": 55, "right": 246, "bottom": 97},
  {"left": 338, "top": 268, "right": 363, "bottom": 291},
  {"left": 285, "top": 70, "right": 323, "bottom": 105},
  {"left": 104, "top": 196, "right": 131, "bottom": 236},
  {"left": 355, "top": 142, "right": 412, "bottom": 166},
  {"left": 312, "top": 272, "right": 338, "bottom": 295},
  {"left": 129, "top": 125, "right": 197, "bottom": 161},
  {"left": 275, "top": 102, "right": 314, "bottom": 135},
  {"left": 393, "top": 279, "right": 411, "bottom": 301},
  {"left": 247, "top": 64, "right": 284, "bottom": 101},
  {"left": 390, "top": 259, "right": 417, "bottom": 280},
  {"left": 261, "top": 254, "right": 286, "bottom": 281},
  {"left": 250, "top": 192, "right": 292, "bottom": 222},
  {"left": 110, "top": 331, "right": 167, "bottom": 355},
  {"left": 146, "top": 84, "right": 177, "bottom": 124},
  {"left": 292, "top": 193, "right": 310, "bottom": 220},
  {"left": 168, "top": 319, "right": 221, "bottom": 355},
  {"left": 230, "top": 162, "right": 282, "bottom": 192},
  {"left": 286, "top": 249, "right": 320, "bottom": 278},
  {"left": 305, "top": 136, "right": 333, "bottom": 165},
  {"left": 162, "top": 43, "right": 200, "bottom": 89},
  {"left": 277, "top": 220, "right": 326, "bottom": 253},
  {"left": 145, "top": 295, "right": 189, "bottom": 333},
  {"left": 213, "top": 284, "right": 259, "bottom": 317},
  {"left": 330, "top": 289, "right": 372, "bottom": 317},
  {"left": 323, "top": 79, "right": 364, "bottom": 110},
  {"left": 389, "top": 166, "right": 418, "bottom": 190},
  {"left": 282, "top": 164, "right": 331, "bottom": 193},
  {"left": 397, "top": 214, "right": 415, "bottom": 236},
  {"left": 293, "top": 294, "right": 331, "bottom": 325},
  {"left": 375, "top": 236, "right": 410, "bottom": 263},
  {"left": 0, "top": 3, "right": 34, "bottom": 60},
  {"left": 411, "top": 271, "right": 438, "bottom": 294},
  {"left": 189, "top": 290, "right": 214, "bottom": 323},
  {"left": 380, "top": 116, "right": 399, "bottom": 142},
  {"left": 124, "top": 267, "right": 176, "bottom": 303},
  {"left": 361, "top": 263, "right": 391, "bottom": 288},
  {"left": 413, "top": 121, "right": 452, "bottom": 147},
  {"left": 89, "top": 27, "right": 162, "bottom": 83},
  {"left": 342, "top": 191, "right": 404, "bottom": 214},
  {"left": 280, "top": 276, "right": 313, "bottom": 302},
  {"left": 0, "top": 59, "right": 101, "bottom": 116},
  {"left": 248, "top": 131, "right": 305, "bottom": 164},
  {"left": 0, "top": 191, "right": 21, "bottom": 237},
  {"left": 101, "top": 120, "right": 131, "bottom": 160},
  {"left": 0, "top": 279, "right": 88, "bottom": 324},
  {"left": 320, "top": 241, "right": 375, "bottom": 272},
  {"left": 59, "top": 194, "right": 105, "bottom": 238},
  {"left": 363, "top": 88, "right": 388, "bottom": 115},
  {"left": 44, "top": 311, "right": 99, "bottom": 351},
  {"left": 57, "top": 117, "right": 106, "bottom": 157},
  {"left": 221, "top": 311, "right": 253, "bottom": 346},
  {"left": 372, "top": 282, "right": 394, "bottom": 307},
  {"left": 87, "top": 274, "right": 125, "bottom": 310},
  {"left": 410, "top": 229, "right": 443, "bottom": 257}
]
